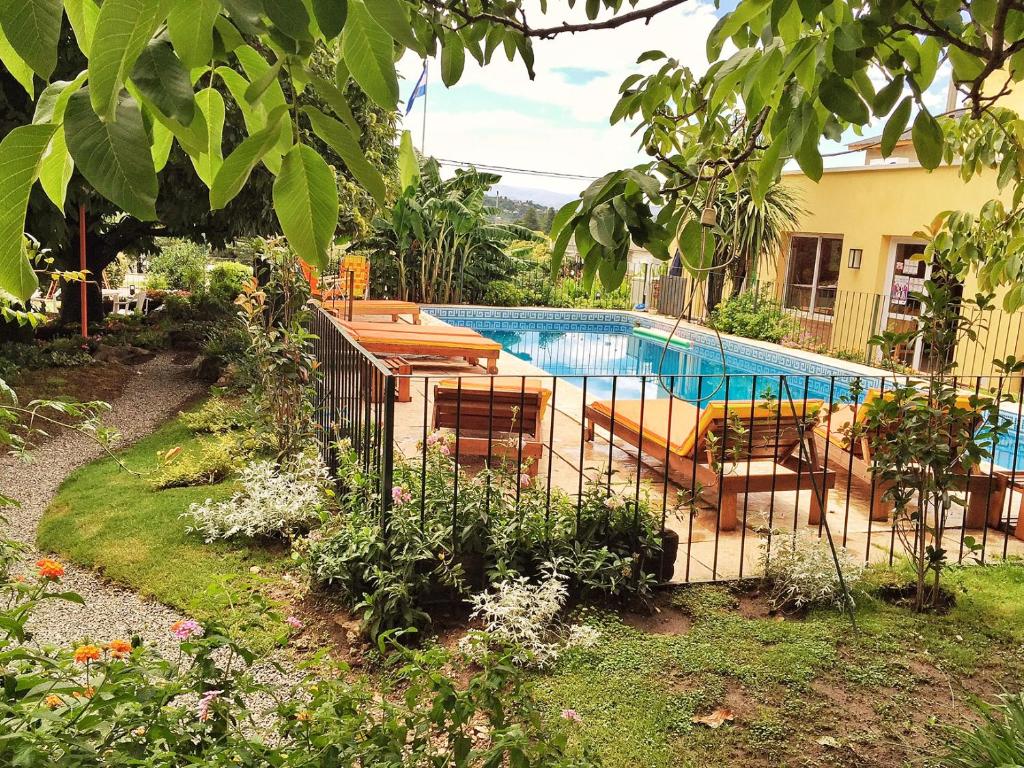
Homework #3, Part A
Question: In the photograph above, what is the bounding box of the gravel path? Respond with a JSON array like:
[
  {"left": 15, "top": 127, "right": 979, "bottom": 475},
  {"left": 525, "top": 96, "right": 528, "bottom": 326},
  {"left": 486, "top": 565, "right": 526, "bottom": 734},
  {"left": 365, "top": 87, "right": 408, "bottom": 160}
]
[{"left": 1, "top": 353, "right": 202, "bottom": 654}]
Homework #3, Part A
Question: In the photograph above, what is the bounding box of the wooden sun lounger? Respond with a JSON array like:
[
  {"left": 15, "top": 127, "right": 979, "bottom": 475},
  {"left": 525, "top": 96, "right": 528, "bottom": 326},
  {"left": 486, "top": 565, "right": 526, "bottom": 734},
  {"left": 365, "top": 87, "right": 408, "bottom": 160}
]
[
  {"left": 813, "top": 388, "right": 1007, "bottom": 525},
  {"left": 322, "top": 299, "right": 421, "bottom": 323},
  {"left": 585, "top": 398, "right": 835, "bottom": 531},
  {"left": 337, "top": 320, "right": 500, "bottom": 374},
  {"left": 432, "top": 378, "right": 552, "bottom": 475}
]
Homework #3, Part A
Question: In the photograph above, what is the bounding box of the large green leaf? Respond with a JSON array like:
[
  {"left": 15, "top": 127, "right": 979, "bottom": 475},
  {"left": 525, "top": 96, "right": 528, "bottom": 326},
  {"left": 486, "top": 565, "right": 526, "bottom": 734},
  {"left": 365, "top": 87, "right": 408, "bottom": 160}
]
[
  {"left": 33, "top": 75, "right": 88, "bottom": 124},
  {"left": 210, "top": 109, "right": 286, "bottom": 209},
  {"left": 130, "top": 40, "right": 196, "bottom": 125},
  {"left": 397, "top": 129, "right": 418, "bottom": 194},
  {"left": 881, "top": 96, "right": 911, "bottom": 157},
  {"left": 89, "top": 0, "right": 167, "bottom": 122},
  {"left": 264, "top": 0, "right": 313, "bottom": 42},
  {"left": 272, "top": 144, "right": 339, "bottom": 270},
  {"left": 0, "top": 22, "right": 34, "bottom": 97},
  {"left": 0, "top": 124, "right": 57, "bottom": 301},
  {"left": 912, "top": 109, "right": 944, "bottom": 170},
  {"left": 342, "top": 0, "right": 398, "bottom": 109},
  {"left": 65, "top": 89, "right": 158, "bottom": 220},
  {"left": 0, "top": 0, "right": 62, "bottom": 78},
  {"left": 365, "top": 0, "right": 420, "bottom": 52},
  {"left": 588, "top": 202, "right": 618, "bottom": 248},
  {"left": 166, "top": 0, "right": 220, "bottom": 68},
  {"left": 38, "top": 128, "right": 74, "bottom": 209},
  {"left": 819, "top": 74, "right": 869, "bottom": 124},
  {"left": 190, "top": 87, "right": 225, "bottom": 186},
  {"left": 64, "top": 0, "right": 100, "bottom": 55},
  {"left": 308, "top": 72, "right": 360, "bottom": 136},
  {"left": 440, "top": 31, "right": 465, "bottom": 87},
  {"left": 149, "top": 116, "right": 173, "bottom": 171},
  {"left": 311, "top": 0, "right": 346, "bottom": 38},
  {"left": 303, "top": 106, "right": 386, "bottom": 206}
]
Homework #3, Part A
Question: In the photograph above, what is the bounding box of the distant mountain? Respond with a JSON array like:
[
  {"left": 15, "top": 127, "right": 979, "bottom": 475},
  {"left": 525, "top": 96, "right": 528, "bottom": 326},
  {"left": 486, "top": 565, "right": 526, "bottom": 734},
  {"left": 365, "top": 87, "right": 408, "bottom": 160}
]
[{"left": 489, "top": 184, "right": 579, "bottom": 208}]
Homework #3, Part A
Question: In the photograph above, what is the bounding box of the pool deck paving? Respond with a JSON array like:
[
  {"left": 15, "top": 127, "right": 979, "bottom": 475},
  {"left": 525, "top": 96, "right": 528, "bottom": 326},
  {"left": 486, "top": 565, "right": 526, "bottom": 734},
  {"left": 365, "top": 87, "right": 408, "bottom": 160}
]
[{"left": 376, "top": 310, "right": 1024, "bottom": 581}]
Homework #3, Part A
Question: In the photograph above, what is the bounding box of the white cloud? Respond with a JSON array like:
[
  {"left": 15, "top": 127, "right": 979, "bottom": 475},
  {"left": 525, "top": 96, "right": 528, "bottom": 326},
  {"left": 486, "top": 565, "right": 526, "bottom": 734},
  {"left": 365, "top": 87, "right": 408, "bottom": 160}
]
[{"left": 396, "top": 0, "right": 721, "bottom": 197}]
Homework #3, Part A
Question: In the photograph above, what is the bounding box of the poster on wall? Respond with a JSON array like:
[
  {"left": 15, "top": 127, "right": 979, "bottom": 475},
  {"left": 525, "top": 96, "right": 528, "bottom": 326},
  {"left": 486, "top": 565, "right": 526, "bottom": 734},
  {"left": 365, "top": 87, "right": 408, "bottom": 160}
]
[{"left": 891, "top": 279, "right": 910, "bottom": 306}]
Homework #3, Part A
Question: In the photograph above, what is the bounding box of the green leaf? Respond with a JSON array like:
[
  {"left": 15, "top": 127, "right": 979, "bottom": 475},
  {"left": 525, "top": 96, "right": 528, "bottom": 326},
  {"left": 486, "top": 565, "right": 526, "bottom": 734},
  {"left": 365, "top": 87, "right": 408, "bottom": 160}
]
[
  {"left": 190, "top": 87, "right": 225, "bottom": 186},
  {"left": 211, "top": 115, "right": 285, "bottom": 209},
  {"left": 948, "top": 47, "right": 986, "bottom": 82},
  {"left": 33, "top": 75, "right": 87, "bottom": 125},
  {"left": 38, "top": 127, "right": 74, "bottom": 208},
  {"left": 245, "top": 58, "right": 283, "bottom": 104},
  {"left": 308, "top": 72, "right": 360, "bottom": 136},
  {"left": 64, "top": 0, "right": 100, "bottom": 55},
  {"left": 440, "top": 31, "right": 466, "bottom": 87},
  {"left": 264, "top": 0, "right": 313, "bottom": 41},
  {"left": 912, "top": 109, "right": 944, "bottom": 170},
  {"left": 365, "top": 0, "right": 420, "bottom": 52},
  {"left": 303, "top": 105, "right": 386, "bottom": 206},
  {"left": 550, "top": 199, "right": 580, "bottom": 237},
  {"left": 818, "top": 74, "right": 869, "bottom": 124},
  {"left": 0, "top": 23, "right": 34, "bottom": 97},
  {"left": 273, "top": 143, "right": 339, "bottom": 270},
  {"left": 872, "top": 75, "right": 904, "bottom": 117},
  {"left": 881, "top": 96, "right": 911, "bottom": 157},
  {"left": 311, "top": 0, "right": 346, "bottom": 38},
  {"left": 0, "top": 124, "right": 56, "bottom": 301},
  {"left": 754, "top": 135, "right": 784, "bottom": 205},
  {"left": 589, "top": 202, "right": 618, "bottom": 248},
  {"left": 0, "top": 0, "right": 62, "bottom": 78},
  {"left": 89, "top": 0, "right": 167, "bottom": 122},
  {"left": 149, "top": 116, "right": 173, "bottom": 171},
  {"left": 130, "top": 40, "right": 196, "bottom": 125},
  {"left": 167, "top": 0, "right": 220, "bottom": 68},
  {"left": 795, "top": 127, "right": 823, "bottom": 181},
  {"left": 397, "top": 129, "right": 418, "bottom": 194},
  {"left": 342, "top": 0, "right": 399, "bottom": 109},
  {"left": 65, "top": 89, "right": 158, "bottom": 220},
  {"left": 599, "top": 251, "right": 628, "bottom": 291}
]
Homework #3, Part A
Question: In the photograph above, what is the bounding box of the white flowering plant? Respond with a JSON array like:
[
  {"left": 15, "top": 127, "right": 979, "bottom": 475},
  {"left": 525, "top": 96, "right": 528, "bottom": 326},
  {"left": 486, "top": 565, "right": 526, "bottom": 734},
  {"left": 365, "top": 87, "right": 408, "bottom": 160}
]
[
  {"left": 184, "top": 453, "right": 330, "bottom": 542},
  {"left": 459, "top": 563, "right": 600, "bottom": 669},
  {"left": 760, "top": 533, "right": 865, "bottom": 612}
]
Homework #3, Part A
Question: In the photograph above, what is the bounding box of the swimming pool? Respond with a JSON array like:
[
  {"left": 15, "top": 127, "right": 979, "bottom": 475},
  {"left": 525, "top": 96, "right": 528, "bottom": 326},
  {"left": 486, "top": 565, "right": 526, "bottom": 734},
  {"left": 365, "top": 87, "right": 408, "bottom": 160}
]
[
  {"left": 425, "top": 307, "right": 876, "bottom": 403},
  {"left": 425, "top": 307, "right": 1024, "bottom": 470}
]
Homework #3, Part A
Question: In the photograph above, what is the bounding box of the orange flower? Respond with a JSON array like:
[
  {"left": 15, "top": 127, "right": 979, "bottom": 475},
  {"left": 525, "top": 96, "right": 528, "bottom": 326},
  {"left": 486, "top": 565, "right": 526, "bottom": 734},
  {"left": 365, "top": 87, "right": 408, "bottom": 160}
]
[
  {"left": 36, "top": 558, "right": 65, "bottom": 580},
  {"left": 296, "top": 710, "right": 311, "bottom": 722},
  {"left": 106, "top": 639, "right": 132, "bottom": 659},
  {"left": 44, "top": 695, "right": 62, "bottom": 709},
  {"left": 72, "top": 686, "right": 95, "bottom": 699},
  {"left": 73, "top": 645, "right": 101, "bottom": 664}
]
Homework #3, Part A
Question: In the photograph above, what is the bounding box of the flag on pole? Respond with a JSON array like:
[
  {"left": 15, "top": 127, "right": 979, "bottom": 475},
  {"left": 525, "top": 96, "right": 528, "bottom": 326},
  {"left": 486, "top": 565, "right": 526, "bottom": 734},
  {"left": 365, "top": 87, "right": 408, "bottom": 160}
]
[{"left": 405, "top": 63, "right": 427, "bottom": 115}]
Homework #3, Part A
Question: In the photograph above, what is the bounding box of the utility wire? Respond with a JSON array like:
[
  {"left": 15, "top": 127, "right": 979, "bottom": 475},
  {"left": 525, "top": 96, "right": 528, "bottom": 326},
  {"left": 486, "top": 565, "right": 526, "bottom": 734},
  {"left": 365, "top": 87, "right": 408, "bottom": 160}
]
[{"left": 435, "top": 157, "right": 600, "bottom": 181}]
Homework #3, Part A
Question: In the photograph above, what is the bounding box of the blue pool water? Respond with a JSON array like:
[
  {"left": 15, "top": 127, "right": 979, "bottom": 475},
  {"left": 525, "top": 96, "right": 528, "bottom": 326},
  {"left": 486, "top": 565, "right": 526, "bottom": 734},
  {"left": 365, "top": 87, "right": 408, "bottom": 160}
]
[
  {"left": 430, "top": 310, "right": 861, "bottom": 403},
  {"left": 426, "top": 307, "right": 1024, "bottom": 470}
]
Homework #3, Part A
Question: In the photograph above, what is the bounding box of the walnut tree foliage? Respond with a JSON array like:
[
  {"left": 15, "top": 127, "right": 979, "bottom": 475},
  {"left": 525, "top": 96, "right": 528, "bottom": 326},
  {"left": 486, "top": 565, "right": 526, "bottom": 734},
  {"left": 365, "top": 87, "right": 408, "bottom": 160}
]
[{"left": 2, "top": 0, "right": 1024, "bottom": 310}]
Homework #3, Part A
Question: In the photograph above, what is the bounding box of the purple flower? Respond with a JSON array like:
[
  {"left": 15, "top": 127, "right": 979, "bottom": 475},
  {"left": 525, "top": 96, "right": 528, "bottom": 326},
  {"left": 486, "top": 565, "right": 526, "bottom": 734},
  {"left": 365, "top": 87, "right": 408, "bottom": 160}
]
[
  {"left": 519, "top": 473, "right": 531, "bottom": 488},
  {"left": 170, "top": 619, "right": 201, "bottom": 640},
  {"left": 197, "top": 690, "right": 222, "bottom": 722},
  {"left": 561, "top": 709, "right": 582, "bottom": 722},
  {"left": 391, "top": 486, "right": 412, "bottom": 506},
  {"left": 286, "top": 615, "right": 303, "bottom": 630}
]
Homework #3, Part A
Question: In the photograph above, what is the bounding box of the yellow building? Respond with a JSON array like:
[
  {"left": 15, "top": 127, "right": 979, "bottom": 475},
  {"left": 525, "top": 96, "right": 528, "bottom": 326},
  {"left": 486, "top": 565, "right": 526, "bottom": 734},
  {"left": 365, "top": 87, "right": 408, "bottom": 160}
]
[{"left": 769, "top": 90, "right": 1024, "bottom": 380}]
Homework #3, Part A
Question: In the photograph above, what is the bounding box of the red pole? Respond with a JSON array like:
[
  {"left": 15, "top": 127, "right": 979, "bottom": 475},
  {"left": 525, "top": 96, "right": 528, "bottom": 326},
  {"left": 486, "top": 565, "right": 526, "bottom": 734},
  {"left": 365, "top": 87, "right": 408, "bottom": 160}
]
[{"left": 79, "top": 203, "right": 87, "bottom": 337}]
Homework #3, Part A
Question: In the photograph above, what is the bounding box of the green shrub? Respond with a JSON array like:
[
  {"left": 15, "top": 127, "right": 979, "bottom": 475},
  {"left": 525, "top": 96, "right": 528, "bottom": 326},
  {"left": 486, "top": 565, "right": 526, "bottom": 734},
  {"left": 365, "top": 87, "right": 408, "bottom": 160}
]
[
  {"left": 304, "top": 438, "right": 665, "bottom": 640},
  {"left": 482, "top": 280, "right": 530, "bottom": 306},
  {"left": 708, "top": 291, "right": 795, "bottom": 343},
  {"left": 939, "top": 692, "right": 1024, "bottom": 767},
  {"left": 208, "top": 262, "right": 253, "bottom": 305},
  {"left": 181, "top": 396, "right": 256, "bottom": 434},
  {"left": 152, "top": 441, "right": 235, "bottom": 489},
  {"left": 146, "top": 238, "right": 209, "bottom": 292},
  {"left": 0, "top": 338, "right": 93, "bottom": 379}
]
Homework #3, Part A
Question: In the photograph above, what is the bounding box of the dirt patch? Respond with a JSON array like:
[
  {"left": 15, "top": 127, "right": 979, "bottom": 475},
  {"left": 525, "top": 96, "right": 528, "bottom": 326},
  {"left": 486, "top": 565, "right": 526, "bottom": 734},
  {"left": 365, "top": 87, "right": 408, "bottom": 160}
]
[
  {"left": 877, "top": 582, "right": 957, "bottom": 612},
  {"left": 622, "top": 604, "right": 693, "bottom": 634}
]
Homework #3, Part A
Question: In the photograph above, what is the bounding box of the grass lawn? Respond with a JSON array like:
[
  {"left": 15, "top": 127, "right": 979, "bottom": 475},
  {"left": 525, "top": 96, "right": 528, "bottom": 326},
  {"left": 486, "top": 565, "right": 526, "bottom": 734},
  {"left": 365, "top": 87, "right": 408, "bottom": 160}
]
[
  {"left": 535, "top": 565, "right": 1024, "bottom": 767},
  {"left": 38, "top": 415, "right": 292, "bottom": 651}
]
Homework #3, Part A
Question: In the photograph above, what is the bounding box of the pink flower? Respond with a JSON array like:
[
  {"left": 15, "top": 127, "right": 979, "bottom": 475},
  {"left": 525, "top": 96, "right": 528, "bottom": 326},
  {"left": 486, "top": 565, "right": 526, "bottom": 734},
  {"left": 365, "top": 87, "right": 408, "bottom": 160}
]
[
  {"left": 439, "top": 444, "right": 451, "bottom": 456},
  {"left": 561, "top": 709, "right": 582, "bottom": 722},
  {"left": 286, "top": 615, "right": 303, "bottom": 630},
  {"left": 197, "top": 689, "right": 222, "bottom": 722},
  {"left": 170, "top": 619, "right": 201, "bottom": 640},
  {"left": 391, "top": 486, "right": 412, "bottom": 506},
  {"left": 426, "top": 431, "right": 443, "bottom": 446},
  {"left": 519, "top": 474, "right": 531, "bottom": 488}
]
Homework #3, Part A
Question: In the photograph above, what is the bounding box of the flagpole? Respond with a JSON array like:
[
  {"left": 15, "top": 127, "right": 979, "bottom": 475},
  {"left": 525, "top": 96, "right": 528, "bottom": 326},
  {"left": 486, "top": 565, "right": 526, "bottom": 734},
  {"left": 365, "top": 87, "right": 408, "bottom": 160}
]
[{"left": 420, "top": 61, "right": 428, "bottom": 154}]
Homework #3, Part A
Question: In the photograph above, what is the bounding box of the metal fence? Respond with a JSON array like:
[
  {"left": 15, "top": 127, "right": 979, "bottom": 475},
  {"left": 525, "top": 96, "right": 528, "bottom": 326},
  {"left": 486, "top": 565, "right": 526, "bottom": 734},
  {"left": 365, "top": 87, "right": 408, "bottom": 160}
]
[{"left": 313, "top": 309, "right": 1024, "bottom": 584}]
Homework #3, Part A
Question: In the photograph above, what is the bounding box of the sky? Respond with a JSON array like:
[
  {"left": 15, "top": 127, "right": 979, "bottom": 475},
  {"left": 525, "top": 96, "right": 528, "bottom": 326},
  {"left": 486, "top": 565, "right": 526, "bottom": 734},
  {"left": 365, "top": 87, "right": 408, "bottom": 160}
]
[{"left": 395, "top": 1, "right": 954, "bottom": 204}]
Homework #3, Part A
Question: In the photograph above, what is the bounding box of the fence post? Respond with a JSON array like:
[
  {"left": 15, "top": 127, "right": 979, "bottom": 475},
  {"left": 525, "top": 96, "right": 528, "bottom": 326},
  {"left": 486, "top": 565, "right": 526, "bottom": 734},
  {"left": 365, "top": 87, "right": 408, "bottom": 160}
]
[
  {"left": 867, "top": 293, "right": 882, "bottom": 364},
  {"left": 380, "top": 369, "right": 397, "bottom": 533}
]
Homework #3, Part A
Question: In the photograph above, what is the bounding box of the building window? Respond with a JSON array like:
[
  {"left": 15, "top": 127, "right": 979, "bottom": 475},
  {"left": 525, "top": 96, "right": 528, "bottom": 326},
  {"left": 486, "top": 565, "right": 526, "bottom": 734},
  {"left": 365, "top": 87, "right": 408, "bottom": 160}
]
[{"left": 783, "top": 235, "right": 843, "bottom": 315}]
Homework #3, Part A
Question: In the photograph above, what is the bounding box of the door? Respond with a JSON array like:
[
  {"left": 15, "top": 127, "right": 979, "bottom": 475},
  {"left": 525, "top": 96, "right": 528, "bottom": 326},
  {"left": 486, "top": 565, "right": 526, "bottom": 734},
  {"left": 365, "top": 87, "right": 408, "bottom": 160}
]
[{"left": 881, "top": 240, "right": 930, "bottom": 370}]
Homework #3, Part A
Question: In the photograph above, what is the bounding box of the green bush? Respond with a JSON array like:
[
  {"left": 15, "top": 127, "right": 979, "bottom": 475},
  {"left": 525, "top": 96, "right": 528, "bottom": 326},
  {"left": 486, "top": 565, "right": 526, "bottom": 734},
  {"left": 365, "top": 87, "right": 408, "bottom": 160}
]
[
  {"left": 304, "top": 438, "right": 665, "bottom": 640},
  {"left": 0, "top": 338, "right": 93, "bottom": 379},
  {"left": 208, "top": 262, "right": 253, "bottom": 305},
  {"left": 707, "top": 291, "right": 795, "bottom": 343},
  {"left": 152, "top": 441, "right": 235, "bottom": 489},
  {"left": 146, "top": 238, "right": 209, "bottom": 292}
]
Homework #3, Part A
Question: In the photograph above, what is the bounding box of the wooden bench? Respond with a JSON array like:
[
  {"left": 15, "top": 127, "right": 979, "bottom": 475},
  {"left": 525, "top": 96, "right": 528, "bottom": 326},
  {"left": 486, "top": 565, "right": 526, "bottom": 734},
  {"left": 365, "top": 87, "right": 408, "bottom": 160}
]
[{"left": 370, "top": 357, "right": 411, "bottom": 403}]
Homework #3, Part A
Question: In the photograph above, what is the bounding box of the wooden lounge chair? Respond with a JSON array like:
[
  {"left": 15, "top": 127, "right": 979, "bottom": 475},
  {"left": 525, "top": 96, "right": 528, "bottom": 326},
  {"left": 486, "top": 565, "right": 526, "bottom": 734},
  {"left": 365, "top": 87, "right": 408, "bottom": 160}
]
[
  {"left": 432, "top": 378, "right": 552, "bottom": 475},
  {"left": 813, "top": 388, "right": 1007, "bottom": 526},
  {"left": 322, "top": 298, "right": 421, "bottom": 323},
  {"left": 337, "top": 319, "right": 500, "bottom": 374},
  {"left": 585, "top": 398, "right": 835, "bottom": 531}
]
